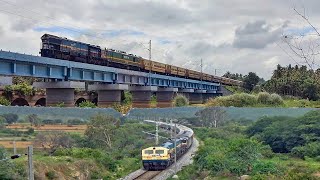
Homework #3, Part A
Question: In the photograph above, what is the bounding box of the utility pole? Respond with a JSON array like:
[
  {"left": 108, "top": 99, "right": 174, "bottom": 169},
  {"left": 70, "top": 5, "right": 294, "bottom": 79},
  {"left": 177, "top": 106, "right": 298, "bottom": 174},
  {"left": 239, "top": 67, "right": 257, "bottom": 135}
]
[
  {"left": 174, "top": 123, "right": 177, "bottom": 176},
  {"left": 170, "top": 119, "right": 173, "bottom": 139},
  {"left": 13, "top": 140, "right": 16, "bottom": 155},
  {"left": 200, "top": 58, "right": 203, "bottom": 89},
  {"left": 155, "top": 121, "right": 159, "bottom": 145},
  {"left": 28, "top": 145, "right": 34, "bottom": 180}
]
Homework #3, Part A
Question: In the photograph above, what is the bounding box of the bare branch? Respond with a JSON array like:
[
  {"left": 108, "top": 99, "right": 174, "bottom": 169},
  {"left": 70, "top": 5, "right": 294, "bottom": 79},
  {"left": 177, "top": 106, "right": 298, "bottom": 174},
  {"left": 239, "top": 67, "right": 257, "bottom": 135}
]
[{"left": 294, "top": 8, "right": 320, "bottom": 36}]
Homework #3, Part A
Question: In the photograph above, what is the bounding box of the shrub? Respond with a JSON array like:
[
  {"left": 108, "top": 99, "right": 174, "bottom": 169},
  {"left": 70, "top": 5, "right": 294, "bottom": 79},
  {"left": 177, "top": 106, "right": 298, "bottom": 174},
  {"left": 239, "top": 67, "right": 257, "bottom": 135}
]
[
  {"left": 292, "top": 142, "right": 320, "bottom": 158},
  {"left": 78, "top": 101, "right": 96, "bottom": 108},
  {"left": 11, "top": 83, "right": 35, "bottom": 96},
  {"left": 268, "top": 93, "right": 283, "bottom": 105},
  {"left": 257, "top": 92, "right": 271, "bottom": 104},
  {"left": 122, "top": 91, "right": 132, "bottom": 105},
  {"left": 43, "top": 119, "right": 63, "bottom": 124},
  {"left": 173, "top": 94, "right": 189, "bottom": 107},
  {"left": 67, "top": 119, "right": 85, "bottom": 125},
  {"left": 3, "top": 85, "right": 13, "bottom": 99},
  {"left": 150, "top": 94, "right": 157, "bottom": 107},
  {"left": 239, "top": 93, "right": 258, "bottom": 106},
  {"left": 46, "top": 171, "right": 56, "bottom": 180},
  {"left": 251, "top": 161, "right": 281, "bottom": 175},
  {"left": 2, "top": 113, "right": 19, "bottom": 124},
  {"left": 207, "top": 93, "right": 257, "bottom": 107},
  {"left": 0, "top": 97, "right": 10, "bottom": 106},
  {"left": 297, "top": 99, "right": 311, "bottom": 107},
  {"left": 26, "top": 128, "right": 34, "bottom": 135},
  {"left": 0, "top": 116, "right": 5, "bottom": 128},
  {"left": 55, "top": 102, "right": 65, "bottom": 107},
  {"left": 195, "top": 137, "right": 264, "bottom": 176}
]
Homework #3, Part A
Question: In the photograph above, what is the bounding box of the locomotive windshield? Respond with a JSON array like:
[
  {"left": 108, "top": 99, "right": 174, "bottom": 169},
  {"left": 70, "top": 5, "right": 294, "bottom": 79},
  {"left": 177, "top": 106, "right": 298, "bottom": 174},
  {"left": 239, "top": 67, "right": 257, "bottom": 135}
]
[
  {"left": 144, "top": 150, "right": 153, "bottom": 154},
  {"left": 155, "top": 150, "right": 164, "bottom": 154}
]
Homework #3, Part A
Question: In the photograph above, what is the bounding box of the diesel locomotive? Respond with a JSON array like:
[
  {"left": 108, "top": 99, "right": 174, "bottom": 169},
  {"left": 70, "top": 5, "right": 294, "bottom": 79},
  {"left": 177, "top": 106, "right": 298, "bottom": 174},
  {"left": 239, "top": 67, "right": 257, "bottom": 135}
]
[
  {"left": 40, "top": 34, "right": 242, "bottom": 86},
  {"left": 141, "top": 122, "right": 194, "bottom": 170}
]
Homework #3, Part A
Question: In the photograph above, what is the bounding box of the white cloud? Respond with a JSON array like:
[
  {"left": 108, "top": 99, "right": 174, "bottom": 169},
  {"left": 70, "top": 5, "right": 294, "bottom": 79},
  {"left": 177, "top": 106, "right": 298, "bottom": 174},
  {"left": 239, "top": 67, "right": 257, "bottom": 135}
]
[{"left": 0, "top": 0, "right": 320, "bottom": 79}]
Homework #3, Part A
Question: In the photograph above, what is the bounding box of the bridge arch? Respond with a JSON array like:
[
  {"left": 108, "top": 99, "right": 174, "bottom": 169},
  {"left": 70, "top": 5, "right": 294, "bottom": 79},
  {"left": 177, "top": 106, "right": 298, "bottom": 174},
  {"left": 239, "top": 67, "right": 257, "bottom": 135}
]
[
  {"left": 75, "top": 97, "right": 86, "bottom": 106},
  {"left": 11, "top": 98, "right": 29, "bottom": 106},
  {"left": 35, "top": 98, "right": 46, "bottom": 106}
]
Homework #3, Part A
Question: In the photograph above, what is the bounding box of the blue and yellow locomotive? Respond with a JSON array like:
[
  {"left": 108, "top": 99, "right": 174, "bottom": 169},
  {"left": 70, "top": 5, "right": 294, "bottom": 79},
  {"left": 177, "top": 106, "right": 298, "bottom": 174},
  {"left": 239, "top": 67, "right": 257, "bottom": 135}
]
[{"left": 141, "top": 130, "right": 193, "bottom": 170}]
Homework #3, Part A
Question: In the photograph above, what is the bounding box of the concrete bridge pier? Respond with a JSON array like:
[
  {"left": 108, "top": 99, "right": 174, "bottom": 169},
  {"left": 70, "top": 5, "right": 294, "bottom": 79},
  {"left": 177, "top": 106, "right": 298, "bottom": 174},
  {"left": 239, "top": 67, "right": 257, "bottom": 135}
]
[
  {"left": 33, "top": 81, "right": 85, "bottom": 107},
  {"left": 129, "top": 86, "right": 158, "bottom": 108},
  {"left": 189, "top": 90, "right": 206, "bottom": 104},
  {"left": 156, "top": 88, "right": 178, "bottom": 108},
  {"left": 89, "top": 84, "right": 128, "bottom": 107},
  {"left": 178, "top": 89, "right": 194, "bottom": 102},
  {"left": 203, "top": 90, "right": 218, "bottom": 103}
]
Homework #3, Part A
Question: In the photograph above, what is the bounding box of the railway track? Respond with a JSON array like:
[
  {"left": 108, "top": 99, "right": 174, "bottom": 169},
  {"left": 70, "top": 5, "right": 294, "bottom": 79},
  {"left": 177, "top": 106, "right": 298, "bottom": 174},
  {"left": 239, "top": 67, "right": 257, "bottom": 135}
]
[{"left": 133, "top": 170, "right": 162, "bottom": 180}]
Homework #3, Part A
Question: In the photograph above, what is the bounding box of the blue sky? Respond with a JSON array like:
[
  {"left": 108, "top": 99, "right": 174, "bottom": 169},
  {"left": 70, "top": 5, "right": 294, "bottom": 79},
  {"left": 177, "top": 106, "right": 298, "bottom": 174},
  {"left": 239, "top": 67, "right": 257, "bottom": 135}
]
[{"left": 284, "top": 26, "right": 315, "bottom": 36}]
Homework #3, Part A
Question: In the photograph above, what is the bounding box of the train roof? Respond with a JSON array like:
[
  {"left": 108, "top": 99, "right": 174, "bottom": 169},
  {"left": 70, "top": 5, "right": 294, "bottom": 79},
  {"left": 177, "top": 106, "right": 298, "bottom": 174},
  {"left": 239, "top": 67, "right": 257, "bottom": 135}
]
[
  {"left": 41, "top": 34, "right": 100, "bottom": 48},
  {"left": 177, "top": 130, "right": 193, "bottom": 138},
  {"left": 142, "top": 146, "right": 168, "bottom": 151},
  {"left": 162, "top": 142, "right": 174, "bottom": 149}
]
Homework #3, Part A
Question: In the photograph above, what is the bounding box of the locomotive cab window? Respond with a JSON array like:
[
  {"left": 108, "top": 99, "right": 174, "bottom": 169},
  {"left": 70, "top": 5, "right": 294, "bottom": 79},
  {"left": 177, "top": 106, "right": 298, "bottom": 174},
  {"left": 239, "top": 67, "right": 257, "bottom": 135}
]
[
  {"left": 144, "top": 150, "right": 154, "bottom": 154},
  {"left": 42, "top": 44, "right": 49, "bottom": 49},
  {"left": 155, "top": 150, "right": 164, "bottom": 154}
]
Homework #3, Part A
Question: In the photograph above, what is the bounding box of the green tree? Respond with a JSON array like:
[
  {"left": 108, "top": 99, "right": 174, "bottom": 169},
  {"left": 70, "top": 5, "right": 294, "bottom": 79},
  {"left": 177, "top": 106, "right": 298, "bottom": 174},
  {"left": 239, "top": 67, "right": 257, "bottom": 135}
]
[
  {"left": 0, "top": 116, "right": 5, "bottom": 128},
  {"left": 243, "top": 72, "right": 260, "bottom": 91},
  {"left": 247, "top": 111, "right": 320, "bottom": 153},
  {"left": 195, "top": 107, "right": 226, "bottom": 127},
  {"left": 26, "top": 114, "right": 42, "bottom": 127},
  {"left": 302, "top": 79, "right": 319, "bottom": 100},
  {"left": 85, "top": 114, "right": 120, "bottom": 149},
  {"left": 2, "top": 113, "right": 18, "bottom": 124},
  {"left": 263, "top": 64, "right": 320, "bottom": 100},
  {"left": 34, "top": 131, "right": 74, "bottom": 155}
]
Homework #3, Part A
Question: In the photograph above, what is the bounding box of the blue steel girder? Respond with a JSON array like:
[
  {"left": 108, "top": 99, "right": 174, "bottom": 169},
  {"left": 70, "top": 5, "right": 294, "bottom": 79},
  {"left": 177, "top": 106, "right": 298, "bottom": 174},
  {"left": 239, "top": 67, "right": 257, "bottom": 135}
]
[{"left": 0, "top": 50, "right": 220, "bottom": 90}]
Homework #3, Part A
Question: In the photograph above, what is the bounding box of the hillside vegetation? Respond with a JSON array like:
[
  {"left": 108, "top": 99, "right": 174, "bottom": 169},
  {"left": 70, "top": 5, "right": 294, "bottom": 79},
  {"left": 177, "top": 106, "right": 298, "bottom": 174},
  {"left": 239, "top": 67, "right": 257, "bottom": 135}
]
[
  {"left": 207, "top": 92, "right": 320, "bottom": 108},
  {"left": 0, "top": 114, "right": 159, "bottom": 179},
  {"left": 171, "top": 110, "right": 320, "bottom": 179}
]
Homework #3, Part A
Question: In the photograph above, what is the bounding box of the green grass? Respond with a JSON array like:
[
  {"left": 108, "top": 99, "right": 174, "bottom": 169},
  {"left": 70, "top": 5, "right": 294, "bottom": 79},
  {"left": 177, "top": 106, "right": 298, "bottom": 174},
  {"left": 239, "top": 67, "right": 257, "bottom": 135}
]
[
  {"left": 225, "top": 86, "right": 245, "bottom": 93},
  {"left": 266, "top": 155, "right": 320, "bottom": 172},
  {"left": 283, "top": 99, "right": 320, "bottom": 108}
]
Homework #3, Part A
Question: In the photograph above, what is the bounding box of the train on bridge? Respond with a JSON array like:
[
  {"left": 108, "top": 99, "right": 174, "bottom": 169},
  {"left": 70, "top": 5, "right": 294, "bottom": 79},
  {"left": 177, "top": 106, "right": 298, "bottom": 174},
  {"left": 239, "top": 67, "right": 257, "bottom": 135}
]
[{"left": 40, "top": 34, "right": 242, "bottom": 86}]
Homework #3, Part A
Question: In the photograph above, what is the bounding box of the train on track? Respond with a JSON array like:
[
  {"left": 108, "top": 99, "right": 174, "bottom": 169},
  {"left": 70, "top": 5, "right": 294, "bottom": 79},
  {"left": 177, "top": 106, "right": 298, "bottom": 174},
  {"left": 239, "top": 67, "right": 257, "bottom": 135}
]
[
  {"left": 141, "top": 121, "right": 194, "bottom": 170},
  {"left": 40, "top": 34, "right": 242, "bottom": 86}
]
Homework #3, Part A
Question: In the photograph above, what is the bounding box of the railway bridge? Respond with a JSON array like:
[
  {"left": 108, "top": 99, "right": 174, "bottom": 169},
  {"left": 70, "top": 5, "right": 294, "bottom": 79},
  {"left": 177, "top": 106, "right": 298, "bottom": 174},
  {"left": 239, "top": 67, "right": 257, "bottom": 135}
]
[{"left": 0, "top": 50, "right": 225, "bottom": 108}]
